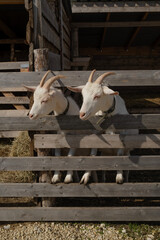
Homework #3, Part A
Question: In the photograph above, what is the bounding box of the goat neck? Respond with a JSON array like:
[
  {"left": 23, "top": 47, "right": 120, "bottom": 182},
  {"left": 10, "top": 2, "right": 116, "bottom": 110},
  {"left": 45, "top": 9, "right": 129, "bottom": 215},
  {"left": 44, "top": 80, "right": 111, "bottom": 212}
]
[
  {"left": 100, "top": 93, "right": 115, "bottom": 114},
  {"left": 51, "top": 88, "right": 69, "bottom": 116}
]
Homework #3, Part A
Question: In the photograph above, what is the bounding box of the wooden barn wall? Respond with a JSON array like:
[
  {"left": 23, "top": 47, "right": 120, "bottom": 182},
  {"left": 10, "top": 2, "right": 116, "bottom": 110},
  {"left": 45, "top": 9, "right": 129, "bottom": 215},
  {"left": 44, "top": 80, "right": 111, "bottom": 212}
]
[{"left": 29, "top": 0, "right": 71, "bottom": 71}]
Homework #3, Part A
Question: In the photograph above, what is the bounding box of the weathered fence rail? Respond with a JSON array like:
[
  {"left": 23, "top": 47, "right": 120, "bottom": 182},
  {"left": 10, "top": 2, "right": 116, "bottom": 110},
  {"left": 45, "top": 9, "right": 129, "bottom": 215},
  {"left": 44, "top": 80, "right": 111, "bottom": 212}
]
[{"left": 0, "top": 70, "right": 159, "bottom": 222}]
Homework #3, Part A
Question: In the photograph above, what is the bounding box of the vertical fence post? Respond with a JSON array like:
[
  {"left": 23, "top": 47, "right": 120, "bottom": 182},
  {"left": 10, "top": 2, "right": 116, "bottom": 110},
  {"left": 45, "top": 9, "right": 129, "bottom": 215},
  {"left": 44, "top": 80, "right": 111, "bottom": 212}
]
[
  {"left": 33, "top": 48, "right": 53, "bottom": 207},
  {"left": 37, "top": 149, "right": 55, "bottom": 207},
  {"left": 34, "top": 48, "right": 49, "bottom": 71}
]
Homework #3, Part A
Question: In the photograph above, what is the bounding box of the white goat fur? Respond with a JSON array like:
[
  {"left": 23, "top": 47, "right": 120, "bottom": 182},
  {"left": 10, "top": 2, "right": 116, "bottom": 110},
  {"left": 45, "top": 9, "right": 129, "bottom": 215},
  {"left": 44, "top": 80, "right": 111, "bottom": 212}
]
[
  {"left": 25, "top": 71, "right": 80, "bottom": 183},
  {"left": 68, "top": 70, "right": 137, "bottom": 184},
  {"left": 25, "top": 71, "right": 95, "bottom": 184}
]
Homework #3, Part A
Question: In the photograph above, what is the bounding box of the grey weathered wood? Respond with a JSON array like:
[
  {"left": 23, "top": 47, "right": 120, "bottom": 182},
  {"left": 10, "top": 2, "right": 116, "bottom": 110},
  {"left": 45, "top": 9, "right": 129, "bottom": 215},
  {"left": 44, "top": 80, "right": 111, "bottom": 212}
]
[
  {"left": 0, "top": 183, "right": 160, "bottom": 198},
  {"left": 34, "top": 48, "right": 49, "bottom": 71},
  {"left": 41, "top": 0, "right": 59, "bottom": 32},
  {"left": 72, "top": 1, "right": 160, "bottom": 13},
  {"left": 72, "top": 21, "right": 160, "bottom": 28},
  {"left": 34, "top": 134, "right": 160, "bottom": 149},
  {"left": 0, "top": 97, "right": 29, "bottom": 104},
  {"left": 0, "top": 110, "right": 28, "bottom": 117},
  {"left": 0, "top": 156, "right": 159, "bottom": 171},
  {"left": 0, "top": 207, "right": 160, "bottom": 221},
  {"left": 0, "top": 38, "right": 25, "bottom": 44},
  {"left": 71, "top": 57, "right": 91, "bottom": 67},
  {"left": 59, "top": 0, "right": 64, "bottom": 70},
  {"left": 42, "top": 17, "right": 60, "bottom": 50},
  {"left": 0, "top": 70, "right": 160, "bottom": 87},
  {"left": 0, "top": 131, "right": 21, "bottom": 138},
  {"left": 0, "top": 61, "right": 29, "bottom": 70},
  {"left": 64, "top": 57, "right": 71, "bottom": 70},
  {"left": 48, "top": 52, "right": 61, "bottom": 71},
  {"left": 0, "top": 114, "right": 159, "bottom": 131},
  {"left": 37, "top": 149, "right": 53, "bottom": 207},
  {"left": 63, "top": 27, "right": 70, "bottom": 47}
]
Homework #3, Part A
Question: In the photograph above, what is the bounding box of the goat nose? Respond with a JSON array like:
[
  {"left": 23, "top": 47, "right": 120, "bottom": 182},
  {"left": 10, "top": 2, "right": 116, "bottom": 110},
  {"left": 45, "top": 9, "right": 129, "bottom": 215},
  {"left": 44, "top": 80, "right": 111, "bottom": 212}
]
[
  {"left": 29, "top": 113, "right": 33, "bottom": 119},
  {"left": 80, "top": 112, "right": 85, "bottom": 119}
]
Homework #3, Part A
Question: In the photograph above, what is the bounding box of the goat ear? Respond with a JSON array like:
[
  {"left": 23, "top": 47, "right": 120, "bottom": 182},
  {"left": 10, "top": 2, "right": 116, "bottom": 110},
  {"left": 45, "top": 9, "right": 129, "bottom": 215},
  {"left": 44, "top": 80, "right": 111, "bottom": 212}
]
[
  {"left": 103, "top": 86, "right": 119, "bottom": 96},
  {"left": 23, "top": 85, "right": 36, "bottom": 92},
  {"left": 67, "top": 85, "right": 84, "bottom": 93},
  {"left": 48, "top": 89, "right": 56, "bottom": 96}
]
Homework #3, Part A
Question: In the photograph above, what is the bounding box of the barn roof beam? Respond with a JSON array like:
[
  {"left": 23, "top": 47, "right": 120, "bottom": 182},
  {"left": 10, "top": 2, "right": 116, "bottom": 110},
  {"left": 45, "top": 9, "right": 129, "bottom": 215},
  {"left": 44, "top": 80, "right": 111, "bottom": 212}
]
[
  {"left": 125, "top": 12, "right": 149, "bottom": 50},
  {"left": 0, "top": 39, "right": 26, "bottom": 44},
  {"left": 72, "top": 1, "right": 160, "bottom": 13},
  {"left": 100, "top": 13, "right": 111, "bottom": 50},
  {"left": 0, "top": 0, "right": 24, "bottom": 4},
  {"left": 72, "top": 21, "right": 160, "bottom": 28}
]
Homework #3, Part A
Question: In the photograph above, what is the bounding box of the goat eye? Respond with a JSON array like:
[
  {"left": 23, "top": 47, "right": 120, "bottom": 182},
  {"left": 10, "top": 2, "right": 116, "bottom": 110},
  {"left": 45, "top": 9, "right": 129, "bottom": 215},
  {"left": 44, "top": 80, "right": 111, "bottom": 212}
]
[
  {"left": 94, "top": 95, "right": 100, "bottom": 100},
  {"left": 41, "top": 100, "right": 47, "bottom": 104}
]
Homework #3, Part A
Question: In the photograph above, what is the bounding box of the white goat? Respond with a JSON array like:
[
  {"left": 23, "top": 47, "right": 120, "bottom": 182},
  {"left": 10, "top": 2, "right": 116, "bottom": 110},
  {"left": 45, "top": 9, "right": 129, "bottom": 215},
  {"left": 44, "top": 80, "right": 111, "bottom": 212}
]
[
  {"left": 67, "top": 70, "right": 136, "bottom": 184},
  {"left": 24, "top": 70, "right": 79, "bottom": 184}
]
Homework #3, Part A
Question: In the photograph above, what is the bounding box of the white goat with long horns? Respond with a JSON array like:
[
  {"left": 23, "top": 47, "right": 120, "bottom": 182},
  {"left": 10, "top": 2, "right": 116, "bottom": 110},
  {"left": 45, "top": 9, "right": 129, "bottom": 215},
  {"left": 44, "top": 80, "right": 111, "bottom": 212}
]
[
  {"left": 24, "top": 70, "right": 80, "bottom": 184},
  {"left": 67, "top": 69, "right": 136, "bottom": 184}
]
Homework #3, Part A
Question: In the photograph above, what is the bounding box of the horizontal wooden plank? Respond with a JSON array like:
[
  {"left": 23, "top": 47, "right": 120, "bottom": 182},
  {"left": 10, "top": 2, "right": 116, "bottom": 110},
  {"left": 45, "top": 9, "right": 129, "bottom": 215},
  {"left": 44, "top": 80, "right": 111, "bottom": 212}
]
[
  {"left": 71, "top": 57, "right": 91, "bottom": 67},
  {"left": 0, "top": 131, "right": 21, "bottom": 138},
  {"left": 72, "top": 1, "right": 160, "bottom": 13},
  {"left": 0, "top": 61, "right": 29, "bottom": 70},
  {"left": 0, "top": 87, "right": 27, "bottom": 92},
  {"left": 72, "top": 21, "right": 160, "bottom": 28},
  {"left": 34, "top": 134, "right": 160, "bottom": 149},
  {"left": 0, "top": 70, "right": 160, "bottom": 87},
  {"left": 63, "top": 27, "right": 70, "bottom": 47},
  {"left": 64, "top": 57, "right": 71, "bottom": 70},
  {"left": 0, "top": 96, "right": 29, "bottom": 104},
  {"left": 0, "top": 38, "right": 26, "bottom": 44},
  {"left": 0, "top": 114, "right": 159, "bottom": 131},
  {"left": 42, "top": 17, "right": 60, "bottom": 50},
  {"left": 1, "top": 156, "right": 159, "bottom": 171},
  {"left": 41, "top": 0, "right": 59, "bottom": 32},
  {"left": 0, "top": 207, "right": 160, "bottom": 221},
  {"left": 0, "top": 183, "right": 160, "bottom": 198},
  {"left": 48, "top": 52, "right": 61, "bottom": 71},
  {"left": 0, "top": 110, "right": 28, "bottom": 117},
  {"left": 0, "top": 0, "right": 24, "bottom": 4}
]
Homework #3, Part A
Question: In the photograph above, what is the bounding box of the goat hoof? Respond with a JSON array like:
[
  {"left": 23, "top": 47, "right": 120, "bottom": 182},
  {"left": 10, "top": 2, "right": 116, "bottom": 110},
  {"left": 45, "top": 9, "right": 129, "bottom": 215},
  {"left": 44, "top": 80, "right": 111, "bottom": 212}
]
[
  {"left": 51, "top": 175, "right": 61, "bottom": 184},
  {"left": 64, "top": 175, "right": 73, "bottom": 184},
  {"left": 80, "top": 173, "right": 90, "bottom": 185},
  {"left": 116, "top": 174, "right": 124, "bottom": 184}
]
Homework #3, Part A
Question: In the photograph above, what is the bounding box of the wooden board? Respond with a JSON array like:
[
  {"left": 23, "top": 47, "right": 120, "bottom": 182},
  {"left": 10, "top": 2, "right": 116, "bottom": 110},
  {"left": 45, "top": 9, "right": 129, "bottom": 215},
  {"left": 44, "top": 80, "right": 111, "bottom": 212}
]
[
  {"left": 0, "top": 114, "right": 159, "bottom": 131},
  {"left": 0, "top": 156, "right": 160, "bottom": 171},
  {"left": 41, "top": 0, "right": 59, "bottom": 32},
  {"left": 0, "top": 110, "right": 28, "bottom": 117},
  {"left": 0, "top": 0, "right": 24, "bottom": 4},
  {"left": 0, "top": 131, "right": 21, "bottom": 138},
  {"left": 72, "top": 21, "right": 160, "bottom": 28},
  {"left": 48, "top": 52, "right": 61, "bottom": 71},
  {"left": 72, "top": 1, "right": 160, "bottom": 13},
  {"left": 42, "top": 17, "right": 60, "bottom": 50},
  {"left": 0, "top": 183, "right": 160, "bottom": 197},
  {"left": 0, "top": 61, "right": 29, "bottom": 70},
  {"left": 0, "top": 70, "right": 160, "bottom": 87},
  {"left": 0, "top": 96, "right": 29, "bottom": 104},
  {"left": 34, "top": 134, "right": 160, "bottom": 149},
  {"left": 0, "top": 207, "right": 160, "bottom": 221}
]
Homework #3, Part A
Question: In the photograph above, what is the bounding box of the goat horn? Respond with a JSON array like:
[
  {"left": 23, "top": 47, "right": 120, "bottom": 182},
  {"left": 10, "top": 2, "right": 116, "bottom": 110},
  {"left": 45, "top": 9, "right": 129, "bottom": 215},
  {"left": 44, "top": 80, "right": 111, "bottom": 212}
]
[
  {"left": 39, "top": 70, "right": 51, "bottom": 87},
  {"left": 88, "top": 69, "right": 96, "bottom": 83},
  {"left": 43, "top": 75, "right": 66, "bottom": 90},
  {"left": 95, "top": 72, "right": 115, "bottom": 84}
]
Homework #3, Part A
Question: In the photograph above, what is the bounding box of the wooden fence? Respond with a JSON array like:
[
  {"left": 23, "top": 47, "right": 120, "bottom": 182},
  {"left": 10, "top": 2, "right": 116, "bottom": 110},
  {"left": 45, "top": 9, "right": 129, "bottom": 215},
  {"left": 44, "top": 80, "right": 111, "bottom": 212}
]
[{"left": 0, "top": 70, "right": 160, "bottom": 221}]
